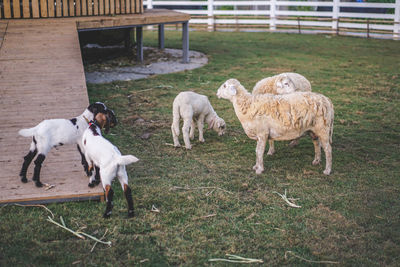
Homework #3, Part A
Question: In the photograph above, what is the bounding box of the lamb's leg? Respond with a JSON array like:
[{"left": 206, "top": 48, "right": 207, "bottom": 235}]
[
  {"left": 32, "top": 154, "right": 46, "bottom": 187},
  {"left": 189, "top": 120, "right": 195, "bottom": 140},
  {"left": 103, "top": 185, "right": 114, "bottom": 218},
  {"left": 320, "top": 136, "right": 332, "bottom": 175},
  {"left": 197, "top": 115, "right": 205, "bottom": 143},
  {"left": 77, "top": 144, "right": 90, "bottom": 176},
  {"left": 20, "top": 149, "right": 38, "bottom": 183},
  {"left": 253, "top": 137, "right": 267, "bottom": 174},
  {"left": 267, "top": 140, "right": 275, "bottom": 155},
  {"left": 182, "top": 119, "right": 192, "bottom": 149}
]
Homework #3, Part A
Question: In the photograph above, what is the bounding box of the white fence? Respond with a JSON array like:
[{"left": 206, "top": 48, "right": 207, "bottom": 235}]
[{"left": 144, "top": 0, "right": 400, "bottom": 39}]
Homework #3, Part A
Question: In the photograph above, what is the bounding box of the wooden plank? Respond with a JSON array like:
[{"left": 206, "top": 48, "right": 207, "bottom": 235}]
[
  {"left": 125, "top": 0, "right": 130, "bottom": 15},
  {"left": 110, "top": 0, "right": 114, "bottom": 15},
  {"left": 48, "top": 0, "right": 55, "bottom": 17},
  {"left": 32, "top": 0, "right": 40, "bottom": 17},
  {"left": 76, "top": 0, "right": 81, "bottom": 16},
  {"left": 56, "top": 0, "right": 62, "bottom": 17},
  {"left": 69, "top": 0, "right": 75, "bottom": 16},
  {"left": 99, "top": 0, "right": 104, "bottom": 15},
  {"left": 40, "top": 0, "right": 48, "bottom": 17},
  {"left": 22, "top": 0, "right": 31, "bottom": 18},
  {"left": 3, "top": 0, "right": 12, "bottom": 18},
  {"left": 121, "top": 0, "right": 125, "bottom": 14},
  {"left": 62, "top": 0, "right": 69, "bottom": 16},
  {"left": 93, "top": 0, "right": 98, "bottom": 15},
  {"left": 104, "top": 0, "right": 109, "bottom": 15},
  {"left": 88, "top": 0, "right": 93, "bottom": 15},
  {"left": 82, "top": 0, "right": 87, "bottom": 16},
  {"left": 116, "top": 0, "right": 120, "bottom": 14},
  {"left": 13, "top": 0, "right": 21, "bottom": 18}
]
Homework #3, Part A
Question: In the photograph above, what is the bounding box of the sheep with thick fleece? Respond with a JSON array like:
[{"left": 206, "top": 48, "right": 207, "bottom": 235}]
[
  {"left": 171, "top": 91, "right": 226, "bottom": 149},
  {"left": 252, "top": 72, "right": 312, "bottom": 155},
  {"left": 82, "top": 118, "right": 139, "bottom": 218},
  {"left": 252, "top": 72, "right": 312, "bottom": 95},
  {"left": 18, "top": 102, "right": 114, "bottom": 187},
  {"left": 217, "top": 79, "right": 334, "bottom": 175}
]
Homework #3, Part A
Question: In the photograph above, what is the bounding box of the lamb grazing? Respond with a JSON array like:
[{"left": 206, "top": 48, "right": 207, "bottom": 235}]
[
  {"left": 82, "top": 116, "right": 139, "bottom": 218},
  {"left": 217, "top": 79, "right": 334, "bottom": 175},
  {"left": 252, "top": 72, "right": 312, "bottom": 155},
  {"left": 18, "top": 102, "right": 113, "bottom": 187},
  {"left": 171, "top": 91, "right": 226, "bottom": 149}
]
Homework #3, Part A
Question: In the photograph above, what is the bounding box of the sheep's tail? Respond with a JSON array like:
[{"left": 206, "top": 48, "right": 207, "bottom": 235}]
[
  {"left": 171, "top": 102, "right": 180, "bottom": 136},
  {"left": 18, "top": 127, "right": 37, "bottom": 137},
  {"left": 117, "top": 155, "right": 139, "bottom": 166}
]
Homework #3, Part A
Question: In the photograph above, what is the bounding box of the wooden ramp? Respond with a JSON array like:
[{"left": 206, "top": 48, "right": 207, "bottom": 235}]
[{"left": 0, "top": 19, "right": 104, "bottom": 204}]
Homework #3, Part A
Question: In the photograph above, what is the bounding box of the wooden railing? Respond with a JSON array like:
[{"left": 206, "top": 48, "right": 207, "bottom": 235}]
[{"left": 0, "top": 0, "right": 143, "bottom": 18}]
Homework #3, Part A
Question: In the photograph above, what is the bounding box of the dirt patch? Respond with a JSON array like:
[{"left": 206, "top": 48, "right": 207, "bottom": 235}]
[{"left": 82, "top": 45, "right": 208, "bottom": 84}]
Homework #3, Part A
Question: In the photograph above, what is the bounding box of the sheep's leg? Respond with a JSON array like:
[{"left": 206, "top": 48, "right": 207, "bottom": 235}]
[
  {"left": 77, "top": 144, "right": 90, "bottom": 176},
  {"left": 189, "top": 120, "right": 196, "bottom": 140},
  {"left": 320, "top": 136, "right": 332, "bottom": 175},
  {"left": 267, "top": 140, "right": 275, "bottom": 155},
  {"left": 32, "top": 154, "right": 46, "bottom": 187},
  {"left": 253, "top": 137, "right": 267, "bottom": 174},
  {"left": 103, "top": 185, "right": 114, "bottom": 218},
  {"left": 20, "top": 146, "right": 38, "bottom": 183},
  {"left": 197, "top": 115, "right": 205, "bottom": 143},
  {"left": 310, "top": 132, "right": 321, "bottom": 165},
  {"left": 182, "top": 119, "right": 192, "bottom": 149}
]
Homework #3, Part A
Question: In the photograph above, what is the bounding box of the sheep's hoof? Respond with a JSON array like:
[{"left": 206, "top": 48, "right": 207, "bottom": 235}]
[
  {"left": 323, "top": 169, "right": 331, "bottom": 175},
  {"left": 289, "top": 140, "right": 299, "bottom": 148},
  {"left": 128, "top": 210, "right": 135, "bottom": 218},
  {"left": 185, "top": 145, "right": 192, "bottom": 150},
  {"left": 267, "top": 150, "right": 275, "bottom": 156},
  {"left": 312, "top": 159, "right": 321, "bottom": 165},
  {"left": 173, "top": 143, "right": 181, "bottom": 148},
  {"left": 199, "top": 139, "right": 205, "bottom": 143},
  {"left": 35, "top": 181, "right": 43, "bottom": 187},
  {"left": 21, "top": 177, "right": 28, "bottom": 183},
  {"left": 255, "top": 169, "right": 264, "bottom": 175},
  {"left": 252, "top": 165, "right": 257, "bottom": 170}
]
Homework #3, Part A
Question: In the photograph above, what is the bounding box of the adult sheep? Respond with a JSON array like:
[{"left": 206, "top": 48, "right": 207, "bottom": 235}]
[{"left": 217, "top": 78, "right": 334, "bottom": 175}]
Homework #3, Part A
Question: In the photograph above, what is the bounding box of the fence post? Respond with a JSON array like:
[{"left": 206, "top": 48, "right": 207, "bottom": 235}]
[
  {"left": 208, "top": 0, "right": 214, "bottom": 31},
  {"left": 394, "top": 0, "right": 400, "bottom": 39},
  {"left": 147, "top": 0, "right": 153, "bottom": 9},
  {"left": 332, "top": 0, "right": 339, "bottom": 35},
  {"left": 270, "top": 0, "right": 276, "bottom": 31}
]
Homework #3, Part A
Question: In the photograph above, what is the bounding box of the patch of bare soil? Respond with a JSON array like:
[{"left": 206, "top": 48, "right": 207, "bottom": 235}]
[{"left": 82, "top": 45, "right": 208, "bottom": 84}]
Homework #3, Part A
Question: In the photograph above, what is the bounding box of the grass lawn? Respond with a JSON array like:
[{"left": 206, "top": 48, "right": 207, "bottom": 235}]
[{"left": 1, "top": 31, "right": 399, "bottom": 266}]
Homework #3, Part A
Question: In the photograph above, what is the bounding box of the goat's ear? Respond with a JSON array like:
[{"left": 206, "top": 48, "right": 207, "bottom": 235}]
[
  {"left": 104, "top": 115, "right": 111, "bottom": 134},
  {"left": 228, "top": 85, "right": 237, "bottom": 96}
]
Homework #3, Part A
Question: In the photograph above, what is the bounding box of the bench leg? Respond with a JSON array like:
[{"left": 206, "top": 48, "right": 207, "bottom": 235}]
[
  {"left": 158, "top": 24, "right": 165, "bottom": 49},
  {"left": 136, "top": 26, "right": 143, "bottom": 62},
  {"left": 182, "top": 22, "right": 189, "bottom": 63}
]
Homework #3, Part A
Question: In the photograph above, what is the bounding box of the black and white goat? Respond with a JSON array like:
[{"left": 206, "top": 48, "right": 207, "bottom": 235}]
[
  {"left": 82, "top": 114, "right": 139, "bottom": 218},
  {"left": 18, "top": 102, "right": 112, "bottom": 187}
]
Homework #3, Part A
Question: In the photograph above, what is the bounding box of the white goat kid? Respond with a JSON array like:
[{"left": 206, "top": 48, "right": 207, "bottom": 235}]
[
  {"left": 171, "top": 91, "right": 226, "bottom": 149},
  {"left": 217, "top": 79, "right": 334, "bottom": 175},
  {"left": 18, "top": 102, "right": 109, "bottom": 187},
  {"left": 82, "top": 116, "right": 139, "bottom": 218}
]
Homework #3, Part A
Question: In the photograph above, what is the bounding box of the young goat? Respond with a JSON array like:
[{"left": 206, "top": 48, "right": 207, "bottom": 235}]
[
  {"left": 18, "top": 102, "right": 112, "bottom": 187},
  {"left": 82, "top": 115, "right": 139, "bottom": 218},
  {"left": 171, "top": 91, "right": 226, "bottom": 149}
]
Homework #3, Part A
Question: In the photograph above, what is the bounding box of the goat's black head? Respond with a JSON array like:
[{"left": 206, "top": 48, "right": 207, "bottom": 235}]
[
  {"left": 94, "top": 109, "right": 117, "bottom": 134},
  {"left": 87, "top": 102, "right": 107, "bottom": 116}
]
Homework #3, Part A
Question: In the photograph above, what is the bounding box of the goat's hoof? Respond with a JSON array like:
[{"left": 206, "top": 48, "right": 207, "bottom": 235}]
[
  {"left": 21, "top": 177, "right": 28, "bottom": 183},
  {"left": 103, "top": 211, "right": 112, "bottom": 218},
  {"left": 35, "top": 181, "right": 43, "bottom": 187},
  {"left": 323, "top": 169, "right": 331, "bottom": 175},
  {"left": 88, "top": 182, "right": 95, "bottom": 188},
  {"left": 128, "top": 210, "right": 135, "bottom": 218},
  {"left": 312, "top": 159, "right": 321, "bottom": 165},
  {"left": 94, "top": 179, "right": 100, "bottom": 185}
]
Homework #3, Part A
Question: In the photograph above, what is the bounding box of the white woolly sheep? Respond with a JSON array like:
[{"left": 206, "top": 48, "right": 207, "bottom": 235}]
[
  {"left": 18, "top": 102, "right": 115, "bottom": 187},
  {"left": 217, "top": 79, "right": 334, "bottom": 175},
  {"left": 171, "top": 91, "right": 226, "bottom": 149},
  {"left": 82, "top": 117, "right": 139, "bottom": 218}
]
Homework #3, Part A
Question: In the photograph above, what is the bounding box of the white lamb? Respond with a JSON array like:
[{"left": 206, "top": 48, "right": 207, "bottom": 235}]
[
  {"left": 82, "top": 116, "right": 139, "bottom": 218},
  {"left": 18, "top": 102, "right": 114, "bottom": 187},
  {"left": 252, "top": 72, "right": 312, "bottom": 155},
  {"left": 217, "top": 79, "right": 334, "bottom": 175},
  {"left": 171, "top": 91, "right": 226, "bottom": 149}
]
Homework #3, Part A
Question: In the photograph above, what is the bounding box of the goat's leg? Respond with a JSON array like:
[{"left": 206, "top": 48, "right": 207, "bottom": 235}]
[
  {"left": 189, "top": 120, "right": 196, "bottom": 140},
  {"left": 197, "top": 115, "right": 205, "bottom": 143},
  {"left": 103, "top": 185, "right": 114, "bottom": 218},
  {"left": 20, "top": 148, "right": 38, "bottom": 183},
  {"left": 182, "top": 119, "right": 192, "bottom": 149},
  {"left": 89, "top": 166, "right": 101, "bottom": 187},
  {"left": 77, "top": 144, "right": 90, "bottom": 176},
  {"left": 253, "top": 136, "right": 267, "bottom": 174},
  {"left": 124, "top": 184, "right": 134, "bottom": 218},
  {"left": 32, "top": 154, "right": 46, "bottom": 187},
  {"left": 267, "top": 140, "right": 275, "bottom": 155}
]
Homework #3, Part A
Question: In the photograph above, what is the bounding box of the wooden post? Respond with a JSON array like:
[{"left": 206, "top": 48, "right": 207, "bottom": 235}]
[
  {"left": 332, "top": 0, "right": 339, "bottom": 35},
  {"left": 182, "top": 21, "right": 189, "bottom": 63},
  {"left": 136, "top": 26, "right": 143, "bottom": 62},
  {"left": 394, "top": 0, "right": 400, "bottom": 40},
  {"left": 207, "top": 0, "right": 214, "bottom": 32},
  {"left": 367, "top": 19, "right": 370, "bottom": 38},
  {"left": 297, "top": 17, "right": 301, "bottom": 34},
  {"left": 270, "top": 0, "right": 276, "bottom": 31},
  {"left": 158, "top": 24, "right": 165, "bottom": 49}
]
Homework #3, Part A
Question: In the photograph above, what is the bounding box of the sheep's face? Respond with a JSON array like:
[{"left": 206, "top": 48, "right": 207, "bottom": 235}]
[
  {"left": 276, "top": 75, "right": 296, "bottom": 94},
  {"left": 213, "top": 118, "right": 226, "bottom": 136},
  {"left": 217, "top": 79, "right": 238, "bottom": 100}
]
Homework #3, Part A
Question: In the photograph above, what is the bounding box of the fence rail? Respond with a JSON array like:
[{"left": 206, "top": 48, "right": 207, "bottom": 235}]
[
  {"left": 144, "top": 0, "right": 400, "bottom": 39},
  {"left": 0, "top": 0, "right": 143, "bottom": 18}
]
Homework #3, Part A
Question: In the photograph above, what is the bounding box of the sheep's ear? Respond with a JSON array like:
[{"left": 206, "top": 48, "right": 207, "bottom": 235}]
[{"left": 228, "top": 85, "right": 237, "bottom": 96}]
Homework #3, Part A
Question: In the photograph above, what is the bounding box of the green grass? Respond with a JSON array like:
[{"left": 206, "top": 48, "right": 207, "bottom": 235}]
[{"left": 1, "top": 31, "right": 399, "bottom": 266}]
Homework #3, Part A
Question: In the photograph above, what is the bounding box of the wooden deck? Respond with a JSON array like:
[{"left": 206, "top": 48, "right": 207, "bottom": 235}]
[{"left": 0, "top": 10, "right": 189, "bottom": 205}]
